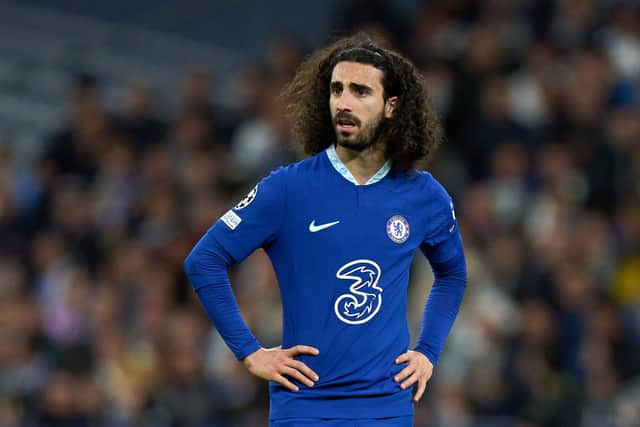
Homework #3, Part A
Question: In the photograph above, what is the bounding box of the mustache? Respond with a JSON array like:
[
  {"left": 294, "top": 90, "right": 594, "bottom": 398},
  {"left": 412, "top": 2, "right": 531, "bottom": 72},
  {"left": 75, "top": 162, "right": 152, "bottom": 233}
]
[{"left": 333, "top": 111, "right": 361, "bottom": 127}]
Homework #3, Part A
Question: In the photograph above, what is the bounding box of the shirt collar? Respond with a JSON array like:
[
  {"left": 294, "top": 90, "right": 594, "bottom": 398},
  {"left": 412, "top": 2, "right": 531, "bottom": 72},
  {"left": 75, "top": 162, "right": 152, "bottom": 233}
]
[{"left": 325, "top": 144, "right": 391, "bottom": 185}]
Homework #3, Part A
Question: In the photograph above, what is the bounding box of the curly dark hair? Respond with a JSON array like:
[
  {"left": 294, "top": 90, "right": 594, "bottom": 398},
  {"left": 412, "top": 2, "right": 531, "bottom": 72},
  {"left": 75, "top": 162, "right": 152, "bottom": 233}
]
[{"left": 281, "top": 33, "right": 443, "bottom": 172}]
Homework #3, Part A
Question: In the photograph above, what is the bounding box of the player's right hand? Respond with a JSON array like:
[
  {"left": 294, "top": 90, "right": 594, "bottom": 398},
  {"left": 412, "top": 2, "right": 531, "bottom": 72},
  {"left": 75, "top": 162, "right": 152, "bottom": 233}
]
[{"left": 243, "top": 345, "right": 320, "bottom": 392}]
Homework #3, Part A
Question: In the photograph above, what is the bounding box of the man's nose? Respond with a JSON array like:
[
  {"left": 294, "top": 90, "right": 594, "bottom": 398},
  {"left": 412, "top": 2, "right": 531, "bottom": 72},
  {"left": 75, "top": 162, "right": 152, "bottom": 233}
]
[
  {"left": 334, "top": 94, "right": 354, "bottom": 112},
  {"left": 336, "top": 106, "right": 353, "bottom": 117}
]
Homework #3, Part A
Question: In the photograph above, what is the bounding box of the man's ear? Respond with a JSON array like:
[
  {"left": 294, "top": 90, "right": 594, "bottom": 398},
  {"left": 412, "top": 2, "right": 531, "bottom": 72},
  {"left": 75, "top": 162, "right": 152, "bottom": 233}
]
[{"left": 385, "top": 96, "right": 398, "bottom": 118}]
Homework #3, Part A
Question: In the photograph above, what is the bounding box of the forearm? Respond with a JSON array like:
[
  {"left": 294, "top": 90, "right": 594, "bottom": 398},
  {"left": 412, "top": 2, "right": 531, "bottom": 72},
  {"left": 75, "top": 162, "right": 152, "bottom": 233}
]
[
  {"left": 184, "top": 230, "right": 260, "bottom": 360},
  {"left": 415, "top": 232, "right": 467, "bottom": 365}
]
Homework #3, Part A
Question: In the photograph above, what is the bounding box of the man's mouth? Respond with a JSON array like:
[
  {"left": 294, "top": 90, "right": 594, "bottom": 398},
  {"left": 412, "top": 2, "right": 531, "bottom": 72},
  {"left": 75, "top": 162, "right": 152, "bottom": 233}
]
[
  {"left": 335, "top": 116, "right": 359, "bottom": 132},
  {"left": 337, "top": 122, "right": 356, "bottom": 132}
]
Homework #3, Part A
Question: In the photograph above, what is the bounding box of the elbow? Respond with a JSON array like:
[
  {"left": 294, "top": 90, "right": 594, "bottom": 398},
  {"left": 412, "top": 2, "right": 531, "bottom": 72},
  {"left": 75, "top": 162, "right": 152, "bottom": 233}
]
[
  {"left": 454, "top": 264, "right": 468, "bottom": 290},
  {"left": 433, "top": 261, "right": 468, "bottom": 285},
  {"left": 460, "top": 272, "right": 469, "bottom": 293},
  {"left": 435, "top": 250, "right": 468, "bottom": 289},
  {"left": 459, "top": 266, "right": 468, "bottom": 285},
  {"left": 446, "top": 268, "right": 468, "bottom": 292},
  {"left": 183, "top": 233, "right": 233, "bottom": 291},
  {"left": 183, "top": 247, "right": 199, "bottom": 281}
]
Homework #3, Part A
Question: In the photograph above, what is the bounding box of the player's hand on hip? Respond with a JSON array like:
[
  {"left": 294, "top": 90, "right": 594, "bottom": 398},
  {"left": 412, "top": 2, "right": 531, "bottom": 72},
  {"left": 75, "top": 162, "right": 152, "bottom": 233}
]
[
  {"left": 394, "top": 350, "right": 434, "bottom": 403},
  {"left": 243, "top": 345, "right": 320, "bottom": 392}
]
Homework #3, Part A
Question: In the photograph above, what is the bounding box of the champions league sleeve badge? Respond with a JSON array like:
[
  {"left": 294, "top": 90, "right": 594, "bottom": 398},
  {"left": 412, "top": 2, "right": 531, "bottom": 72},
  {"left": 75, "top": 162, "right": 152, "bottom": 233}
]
[
  {"left": 234, "top": 185, "right": 258, "bottom": 210},
  {"left": 386, "top": 215, "right": 410, "bottom": 244}
]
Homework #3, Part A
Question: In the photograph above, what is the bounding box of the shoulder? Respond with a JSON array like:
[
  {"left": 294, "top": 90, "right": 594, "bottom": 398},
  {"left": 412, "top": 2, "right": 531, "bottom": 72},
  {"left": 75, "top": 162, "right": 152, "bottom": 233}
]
[
  {"left": 405, "top": 171, "right": 457, "bottom": 244},
  {"left": 254, "top": 152, "right": 326, "bottom": 196},
  {"left": 403, "top": 170, "right": 452, "bottom": 205},
  {"left": 266, "top": 152, "right": 327, "bottom": 182},
  {"left": 286, "top": 152, "right": 326, "bottom": 174}
]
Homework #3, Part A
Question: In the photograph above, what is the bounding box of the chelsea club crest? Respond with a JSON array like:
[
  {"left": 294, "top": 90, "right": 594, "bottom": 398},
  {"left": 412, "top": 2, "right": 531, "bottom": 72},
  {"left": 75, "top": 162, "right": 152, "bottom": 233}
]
[{"left": 386, "top": 215, "right": 410, "bottom": 244}]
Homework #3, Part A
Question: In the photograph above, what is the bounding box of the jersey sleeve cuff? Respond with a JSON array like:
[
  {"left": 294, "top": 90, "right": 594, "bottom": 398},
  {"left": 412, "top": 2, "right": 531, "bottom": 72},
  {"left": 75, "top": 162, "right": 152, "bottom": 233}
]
[
  {"left": 413, "top": 345, "right": 438, "bottom": 367},
  {"left": 236, "top": 340, "right": 262, "bottom": 361}
]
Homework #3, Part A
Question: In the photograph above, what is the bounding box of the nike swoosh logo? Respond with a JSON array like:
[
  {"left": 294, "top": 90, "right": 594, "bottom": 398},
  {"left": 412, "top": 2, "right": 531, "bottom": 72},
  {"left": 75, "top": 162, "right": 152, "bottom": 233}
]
[{"left": 309, "top": 220, "right": 340, "bottom": 232}]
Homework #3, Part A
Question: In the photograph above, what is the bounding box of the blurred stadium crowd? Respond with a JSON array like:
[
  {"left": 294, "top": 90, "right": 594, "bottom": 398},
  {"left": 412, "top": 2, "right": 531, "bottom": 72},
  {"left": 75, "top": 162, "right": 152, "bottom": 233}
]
[{"left": 1, "top": 0, "right": 640, "bottom": 426}]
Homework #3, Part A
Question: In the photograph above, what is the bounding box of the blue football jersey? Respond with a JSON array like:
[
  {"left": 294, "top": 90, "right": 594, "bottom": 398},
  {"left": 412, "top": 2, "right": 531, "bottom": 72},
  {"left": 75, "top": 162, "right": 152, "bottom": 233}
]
[{"left": 211, "top": 146, "right": 458, "bottom": 420}]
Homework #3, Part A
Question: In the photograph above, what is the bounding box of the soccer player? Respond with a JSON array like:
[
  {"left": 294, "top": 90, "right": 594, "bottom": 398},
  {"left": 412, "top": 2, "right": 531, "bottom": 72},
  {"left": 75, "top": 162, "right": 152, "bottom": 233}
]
[{"left": 184, "top": 33, "right": 468, "bottom": 427}]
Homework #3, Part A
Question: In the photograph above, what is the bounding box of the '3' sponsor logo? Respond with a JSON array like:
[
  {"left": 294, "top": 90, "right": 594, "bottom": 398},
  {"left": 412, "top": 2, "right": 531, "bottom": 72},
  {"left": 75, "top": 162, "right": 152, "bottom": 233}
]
[{"left": 334, "top": 259, "right": 382, "bottom": 325}]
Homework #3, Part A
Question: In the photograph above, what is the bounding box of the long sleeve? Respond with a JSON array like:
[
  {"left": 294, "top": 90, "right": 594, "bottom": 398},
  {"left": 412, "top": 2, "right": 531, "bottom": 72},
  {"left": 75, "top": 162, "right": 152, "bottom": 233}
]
[
  {"left": 184, "top": 229, "right": 261, "bottom": 360},
  {"left": 414, "top": 230, "right": 467, "bottom": 365}
]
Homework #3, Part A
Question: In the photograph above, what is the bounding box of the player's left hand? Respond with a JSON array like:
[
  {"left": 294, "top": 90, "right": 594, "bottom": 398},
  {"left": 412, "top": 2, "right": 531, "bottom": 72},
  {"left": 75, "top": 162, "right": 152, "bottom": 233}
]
[{"left": 394, "top": 350, "right": 434, "bottom": 403}]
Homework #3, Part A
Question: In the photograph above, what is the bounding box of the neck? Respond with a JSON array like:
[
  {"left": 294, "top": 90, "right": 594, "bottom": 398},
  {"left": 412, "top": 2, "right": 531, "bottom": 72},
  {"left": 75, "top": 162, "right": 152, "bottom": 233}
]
[{"left": 335, "top": 142, "right": 388, "bottom": 185}]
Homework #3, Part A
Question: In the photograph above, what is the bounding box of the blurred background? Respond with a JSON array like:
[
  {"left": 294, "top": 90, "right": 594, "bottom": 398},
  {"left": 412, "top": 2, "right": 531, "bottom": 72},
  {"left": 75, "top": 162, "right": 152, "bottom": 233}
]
[{"left": 1, "top": 0, "right": 639, "bottom": 426}]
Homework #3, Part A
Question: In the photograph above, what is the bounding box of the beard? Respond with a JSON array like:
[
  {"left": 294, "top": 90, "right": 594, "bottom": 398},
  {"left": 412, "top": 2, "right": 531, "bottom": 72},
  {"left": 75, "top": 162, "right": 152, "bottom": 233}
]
[{"left": 334, "top": 110, "right": 386, "bottom": 152}]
